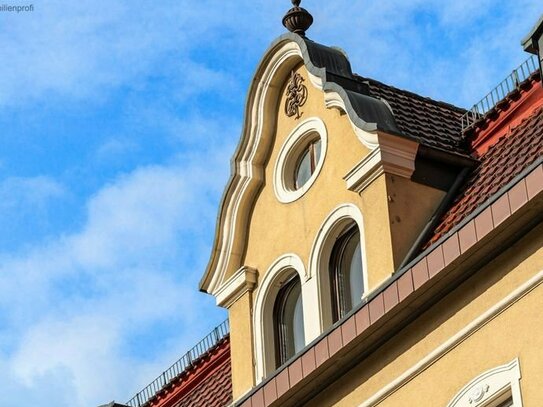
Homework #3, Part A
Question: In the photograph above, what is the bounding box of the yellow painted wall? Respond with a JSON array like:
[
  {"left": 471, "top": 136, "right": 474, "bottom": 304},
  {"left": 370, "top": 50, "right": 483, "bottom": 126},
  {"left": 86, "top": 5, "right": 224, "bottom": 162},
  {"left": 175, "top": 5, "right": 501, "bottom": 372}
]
[
  {"left": 227, "top": 62, "right": 446, "bottom": 397},
  {"left": 303, "top": 223, "right": 543, "bottom": 407},
  {"left": 385, "top": 174, "right": 445, "bottom": 269},
  {"left": 240, "top": 64, "right": 372, "bottom": 280},
  {"left": 228, "top": 291, "right": 255, "bottom": 399}
]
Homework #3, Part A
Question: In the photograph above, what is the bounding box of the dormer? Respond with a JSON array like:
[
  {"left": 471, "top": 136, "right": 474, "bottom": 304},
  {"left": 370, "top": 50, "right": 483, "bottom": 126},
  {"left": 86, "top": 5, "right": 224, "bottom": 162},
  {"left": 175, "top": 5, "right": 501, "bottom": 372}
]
[{"left": 199, "top": 3, "right": 475, "bottom": 400}]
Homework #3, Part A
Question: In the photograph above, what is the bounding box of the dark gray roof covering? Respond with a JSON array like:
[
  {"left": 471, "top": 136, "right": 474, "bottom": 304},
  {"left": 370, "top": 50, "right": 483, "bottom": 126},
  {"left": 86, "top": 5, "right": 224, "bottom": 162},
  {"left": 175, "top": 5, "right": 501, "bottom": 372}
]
[
  {"left": 358, "top": 76, "right": 468, "bottom": 154},
  {"left": 273, "top": 33, "right": 404, "bottom": 138},
  {"left": 522, "top": 15, "right": 543, "bottom": 53},
  {"left": 275, "top": 33, "right": 468, "bottom": 156}
]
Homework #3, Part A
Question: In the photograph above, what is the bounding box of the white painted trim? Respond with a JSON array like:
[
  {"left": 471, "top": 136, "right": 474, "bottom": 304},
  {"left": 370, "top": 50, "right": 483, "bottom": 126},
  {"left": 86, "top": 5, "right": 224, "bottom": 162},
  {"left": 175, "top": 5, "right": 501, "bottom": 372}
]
[
  {"left": 358, "top": 269, "right": 543, "bottom": 407},
  {"left": 202, "top": 38, "right": 383, "bottom": 297},
  {"left": 308, "top": 203, "right": 369, "bottom": 331},
  {"left": 273, "top": 117, "right": 328, "bottom": 203},
  {"left": 215, "top": 266, "right": 257, "bottom": 308},
  {"left": 344, "top": 133, "right": 419, "bottom": 193},
  {"left": 252, "top": 253, "right": 319, "bottom": 383},
  {"left": 447, "top": 359, "right": 522, "bottom": 407},
  {"left": 344, "top": 147, "right": 384, "bottom": 193}
]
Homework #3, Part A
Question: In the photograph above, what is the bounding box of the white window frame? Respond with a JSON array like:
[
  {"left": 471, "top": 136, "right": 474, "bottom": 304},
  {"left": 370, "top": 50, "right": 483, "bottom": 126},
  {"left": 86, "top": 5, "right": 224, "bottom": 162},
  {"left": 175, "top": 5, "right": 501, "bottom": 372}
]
[
  {"left": 308, "top": 203, "right": 368, "bottom": 331},
  {"left": 252, "top": 253, "right": 320, "bottom": 382},
  {"left": 273, "top": 117, "right": 328, "bottom": 203},
  {"left": 447, "top": 359, "right": 523, "bottom": 407}
]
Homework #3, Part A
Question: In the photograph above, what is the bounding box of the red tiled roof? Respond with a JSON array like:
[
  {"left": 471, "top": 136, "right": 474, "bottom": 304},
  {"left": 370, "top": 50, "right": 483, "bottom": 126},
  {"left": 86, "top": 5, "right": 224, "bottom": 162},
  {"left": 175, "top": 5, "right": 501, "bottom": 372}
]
[
  {"left": 147, "top": 338, "right": 232, "bottom": 407},
  {"left": 172, "top": 355, "right": 232, "bottom": 407},
  {"left": 357, "top": 75, "right": 468, "bottom": 155},
  {"left": 427, "top": 105, "right": 543, "bottom": 246},
  {"left": 466, "top": 71, "right": 543, "bottom": 157}
]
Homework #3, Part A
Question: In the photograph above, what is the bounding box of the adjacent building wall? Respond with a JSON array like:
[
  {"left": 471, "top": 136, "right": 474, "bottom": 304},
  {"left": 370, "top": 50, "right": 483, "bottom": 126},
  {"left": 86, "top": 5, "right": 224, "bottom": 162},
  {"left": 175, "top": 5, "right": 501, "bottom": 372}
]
[{"left": 304, "top": 223, "right": 543, "bottom": 406}]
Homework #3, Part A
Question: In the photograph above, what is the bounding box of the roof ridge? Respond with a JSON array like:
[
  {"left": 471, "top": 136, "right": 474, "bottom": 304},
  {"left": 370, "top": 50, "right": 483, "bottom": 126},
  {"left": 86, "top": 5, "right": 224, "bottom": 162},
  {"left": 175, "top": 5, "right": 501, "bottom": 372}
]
[
  {"left": 354, "top": 74, "right": 467, "bottom": 114},
  {"left": 482, "top": 98, "right": 543, "bottom": 155}
]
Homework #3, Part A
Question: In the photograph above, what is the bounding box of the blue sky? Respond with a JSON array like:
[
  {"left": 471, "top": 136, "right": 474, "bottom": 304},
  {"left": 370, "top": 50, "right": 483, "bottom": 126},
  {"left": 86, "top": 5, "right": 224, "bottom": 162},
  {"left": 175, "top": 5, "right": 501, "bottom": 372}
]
[{"left": 0, "top": 1, "right": 542, "bottom": 406}]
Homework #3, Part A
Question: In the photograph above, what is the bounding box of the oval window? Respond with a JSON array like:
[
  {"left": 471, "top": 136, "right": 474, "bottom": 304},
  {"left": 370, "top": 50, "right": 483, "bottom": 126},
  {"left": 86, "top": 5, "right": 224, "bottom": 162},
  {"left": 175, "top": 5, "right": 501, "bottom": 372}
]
[
  {"left": 273, "top": 117, "right": 327, "bottom": 203},
  {"left": 294, "top": 138, "right": 321, "bottom": 190}
]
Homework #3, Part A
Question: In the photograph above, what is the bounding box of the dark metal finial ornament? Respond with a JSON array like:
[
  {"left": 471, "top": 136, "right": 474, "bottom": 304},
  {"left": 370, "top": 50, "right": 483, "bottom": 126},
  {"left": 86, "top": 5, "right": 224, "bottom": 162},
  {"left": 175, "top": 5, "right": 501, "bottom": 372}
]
[{"left": 283, "top": 0, "right": 313, "bottom": 37}]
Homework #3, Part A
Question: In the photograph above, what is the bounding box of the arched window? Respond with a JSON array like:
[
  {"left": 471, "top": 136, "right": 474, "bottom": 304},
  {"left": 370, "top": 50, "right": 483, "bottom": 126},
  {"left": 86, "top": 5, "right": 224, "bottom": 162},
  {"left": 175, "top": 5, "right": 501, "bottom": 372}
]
[
  {"left": 329, "top": 225, "right": 364, "bottom": 322},
  {"left": 253, "top": 254, "right": 315, "bottom": 381},
  {"left": 446, "top": 359, "right": 522, "bottom": 407},
  {"left": 273, "top": 274, "right": 305, "bottom": 367}
]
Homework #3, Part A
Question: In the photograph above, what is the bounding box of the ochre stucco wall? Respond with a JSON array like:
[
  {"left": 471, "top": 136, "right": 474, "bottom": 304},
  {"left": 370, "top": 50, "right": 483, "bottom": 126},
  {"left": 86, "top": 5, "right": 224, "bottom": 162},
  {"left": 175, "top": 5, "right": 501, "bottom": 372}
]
[
  {"left": 241, "top": 64, "right": 372, "bottom": 280},
  {"left": 229, "top": 292, "right": 255, "bottom": 399},
  {"left": 303, "top": 223, "right": 543, "bottom": 407},
  {"left": 227, "top": 63, "right": 446, "bottom": 398},
  {"left": 385, "top": 174, "right": 445, "bottom": 268}
]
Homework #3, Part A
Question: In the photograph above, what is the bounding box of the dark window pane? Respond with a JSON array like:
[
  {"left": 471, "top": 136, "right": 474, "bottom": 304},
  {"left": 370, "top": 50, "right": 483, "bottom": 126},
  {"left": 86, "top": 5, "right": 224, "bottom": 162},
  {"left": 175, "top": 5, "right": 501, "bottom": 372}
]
[
  {"left": 274, "top": 275, "right": 305, "bottom": 367},
  {"left": 330, "top": 227, "right": 364, "bottom": 322},
  {"left": 295, "top": 149, "right": 312, "bottom": 189},
  {"left": 347, "top": 240, "right": 363, "bottom": 308},
  {"left": 294, "top": 138, "right": 321, "bottom": 190},
  {"left": 494, "top": 397, "right": 514, "bottom": 407}
]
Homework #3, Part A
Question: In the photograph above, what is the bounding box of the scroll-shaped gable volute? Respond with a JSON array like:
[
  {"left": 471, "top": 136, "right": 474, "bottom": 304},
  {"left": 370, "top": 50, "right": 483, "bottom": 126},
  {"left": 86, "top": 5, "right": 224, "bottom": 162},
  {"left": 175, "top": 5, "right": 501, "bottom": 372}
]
[{"left": 200, "top": 33, "right": 402, "bottom": 301}]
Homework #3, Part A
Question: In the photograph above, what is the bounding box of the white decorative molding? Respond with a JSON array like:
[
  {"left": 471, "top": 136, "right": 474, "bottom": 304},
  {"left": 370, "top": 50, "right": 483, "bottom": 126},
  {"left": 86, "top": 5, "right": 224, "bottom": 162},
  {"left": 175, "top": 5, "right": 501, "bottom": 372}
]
[
  {"left": 447, "top": 359, "right": 522, "bottom": 407},
  {"left": 357, "top": 269, "right": 543, "bottom": 407},
  {"left": 273, "top": 117, "right": 328, "bottom": 203},
  {"left": 323, "top": 92, "right": 379, "bottom": 149},
  {"left": 215, "top": 266, "right": 257, "bottom": 308},
  {"left": 201, "top": 37, "right": 384, "bottom": 298},
  {"left": 344, "top": 132, "right": 419, "bottom": 193},
  {"left": 252, "top": 253, "right": 319, "bottom": 383},
  {"left": 308, "top": 203, "right": 369, "bottom": 330}
]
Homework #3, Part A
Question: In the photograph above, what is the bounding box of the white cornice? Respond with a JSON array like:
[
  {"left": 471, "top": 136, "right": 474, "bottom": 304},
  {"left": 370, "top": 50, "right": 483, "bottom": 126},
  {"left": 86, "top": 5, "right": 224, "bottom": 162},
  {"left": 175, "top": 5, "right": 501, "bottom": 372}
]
[
  {"left": 344, "top": 132, "right": 419, "bottom": 193},
  {"left": 201, "top": 37, "right": 388, "bottom": 297},
  {"left": 215, "top": 266, "right": 257, "bottom": 309}
]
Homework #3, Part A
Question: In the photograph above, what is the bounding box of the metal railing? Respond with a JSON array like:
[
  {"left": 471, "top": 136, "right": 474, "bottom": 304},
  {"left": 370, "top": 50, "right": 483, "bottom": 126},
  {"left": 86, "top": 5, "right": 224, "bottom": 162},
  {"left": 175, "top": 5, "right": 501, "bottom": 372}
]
[
  {"left": 126, "top": 320, "right": 229, "bottom": 407},
  {"left": 461, "top": 54, "right": 539, "bottom": 132}
]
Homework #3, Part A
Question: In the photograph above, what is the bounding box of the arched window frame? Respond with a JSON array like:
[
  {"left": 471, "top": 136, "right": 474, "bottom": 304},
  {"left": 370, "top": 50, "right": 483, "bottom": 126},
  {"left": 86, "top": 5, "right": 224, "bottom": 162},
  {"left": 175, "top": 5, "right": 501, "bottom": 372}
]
[
  {"left": 253, "top": 254, "right": 318, "bottom": 382},
  {"left": 273, "top": 274, "right": 304, "bottom": 367},
  {"left": 308, "top": 204, "right": 369, "bottom": 330},
  {"left": 447, "top": 359, "right": 523, "bottom": 407}
]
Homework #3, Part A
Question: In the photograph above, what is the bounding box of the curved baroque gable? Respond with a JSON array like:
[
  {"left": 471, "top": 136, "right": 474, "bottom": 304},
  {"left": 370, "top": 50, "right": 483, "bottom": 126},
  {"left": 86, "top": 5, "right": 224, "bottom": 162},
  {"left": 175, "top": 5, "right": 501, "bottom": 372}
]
[{"left": 200, "top": 33, "right": 403, "bottom": 297}]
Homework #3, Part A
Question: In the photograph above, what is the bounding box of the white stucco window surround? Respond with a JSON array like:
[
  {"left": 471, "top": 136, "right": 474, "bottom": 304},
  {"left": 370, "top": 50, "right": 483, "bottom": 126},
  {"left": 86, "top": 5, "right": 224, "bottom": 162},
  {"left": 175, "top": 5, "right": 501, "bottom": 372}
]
[
  {"left": 308, "top": 203, "right": 368, "bottom": 330},
  {"left": 273, "top": 117, "right": 328, "bottom": 203},
  {"left": 447, "top": 359, "right": 523, "bottom": 407},
  {"left": 252, "top": 253, "right": 320, "bottom": 383}
]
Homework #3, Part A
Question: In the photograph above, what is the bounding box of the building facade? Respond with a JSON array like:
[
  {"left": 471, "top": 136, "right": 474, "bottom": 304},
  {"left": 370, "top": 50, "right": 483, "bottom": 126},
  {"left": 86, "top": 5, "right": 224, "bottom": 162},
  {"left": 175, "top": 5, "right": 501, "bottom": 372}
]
[{"left": 106, "top": 3, "right": 543, "bottom": 407}]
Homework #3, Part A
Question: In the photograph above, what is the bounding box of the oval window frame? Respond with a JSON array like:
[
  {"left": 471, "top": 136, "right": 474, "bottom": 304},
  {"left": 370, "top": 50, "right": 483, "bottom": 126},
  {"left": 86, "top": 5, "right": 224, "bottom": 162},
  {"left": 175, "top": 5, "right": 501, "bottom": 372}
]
[{"left": 274, "top": 117, "right": 328, "bottom": 203}]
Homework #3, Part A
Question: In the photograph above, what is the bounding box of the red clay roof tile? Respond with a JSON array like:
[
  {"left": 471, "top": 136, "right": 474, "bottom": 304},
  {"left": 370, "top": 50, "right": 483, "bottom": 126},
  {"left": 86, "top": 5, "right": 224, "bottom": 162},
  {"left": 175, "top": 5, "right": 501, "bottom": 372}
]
[{"left": 426, "top": 105, "right": 543, "bottom": 246}]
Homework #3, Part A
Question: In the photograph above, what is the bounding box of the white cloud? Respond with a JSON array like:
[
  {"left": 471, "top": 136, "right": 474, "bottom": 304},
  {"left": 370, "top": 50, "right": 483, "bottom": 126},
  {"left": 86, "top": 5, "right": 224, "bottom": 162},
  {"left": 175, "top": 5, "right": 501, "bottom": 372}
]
[
  {"left": 0, "top": 139, "right": 231, "bottom": 406},
  {"left": 0, "top": 176, "right": 65, "bottom": 209},
  {"left": 2, "top": 2, "right": 543, "bottom": 407},
  {"left": 0, "top": 0, "right": 279, "bottom": 107}
]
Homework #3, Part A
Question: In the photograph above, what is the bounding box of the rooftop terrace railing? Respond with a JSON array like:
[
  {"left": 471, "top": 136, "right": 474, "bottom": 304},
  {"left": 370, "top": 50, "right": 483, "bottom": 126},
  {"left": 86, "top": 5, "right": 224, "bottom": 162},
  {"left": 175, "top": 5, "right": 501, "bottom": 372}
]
[
  {"left": 126, "top": 319, "right": 229, "bottom": 407},
  {"left": 461, "top": 54, "right": 539, "bottom": 132}
]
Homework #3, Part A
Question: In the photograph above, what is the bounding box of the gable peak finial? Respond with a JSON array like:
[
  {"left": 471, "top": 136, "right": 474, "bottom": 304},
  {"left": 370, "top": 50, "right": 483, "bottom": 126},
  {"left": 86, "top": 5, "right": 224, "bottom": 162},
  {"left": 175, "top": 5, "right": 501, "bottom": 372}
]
[{"left": 283, "top": 0, "right": 313, "bottom": 37}]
